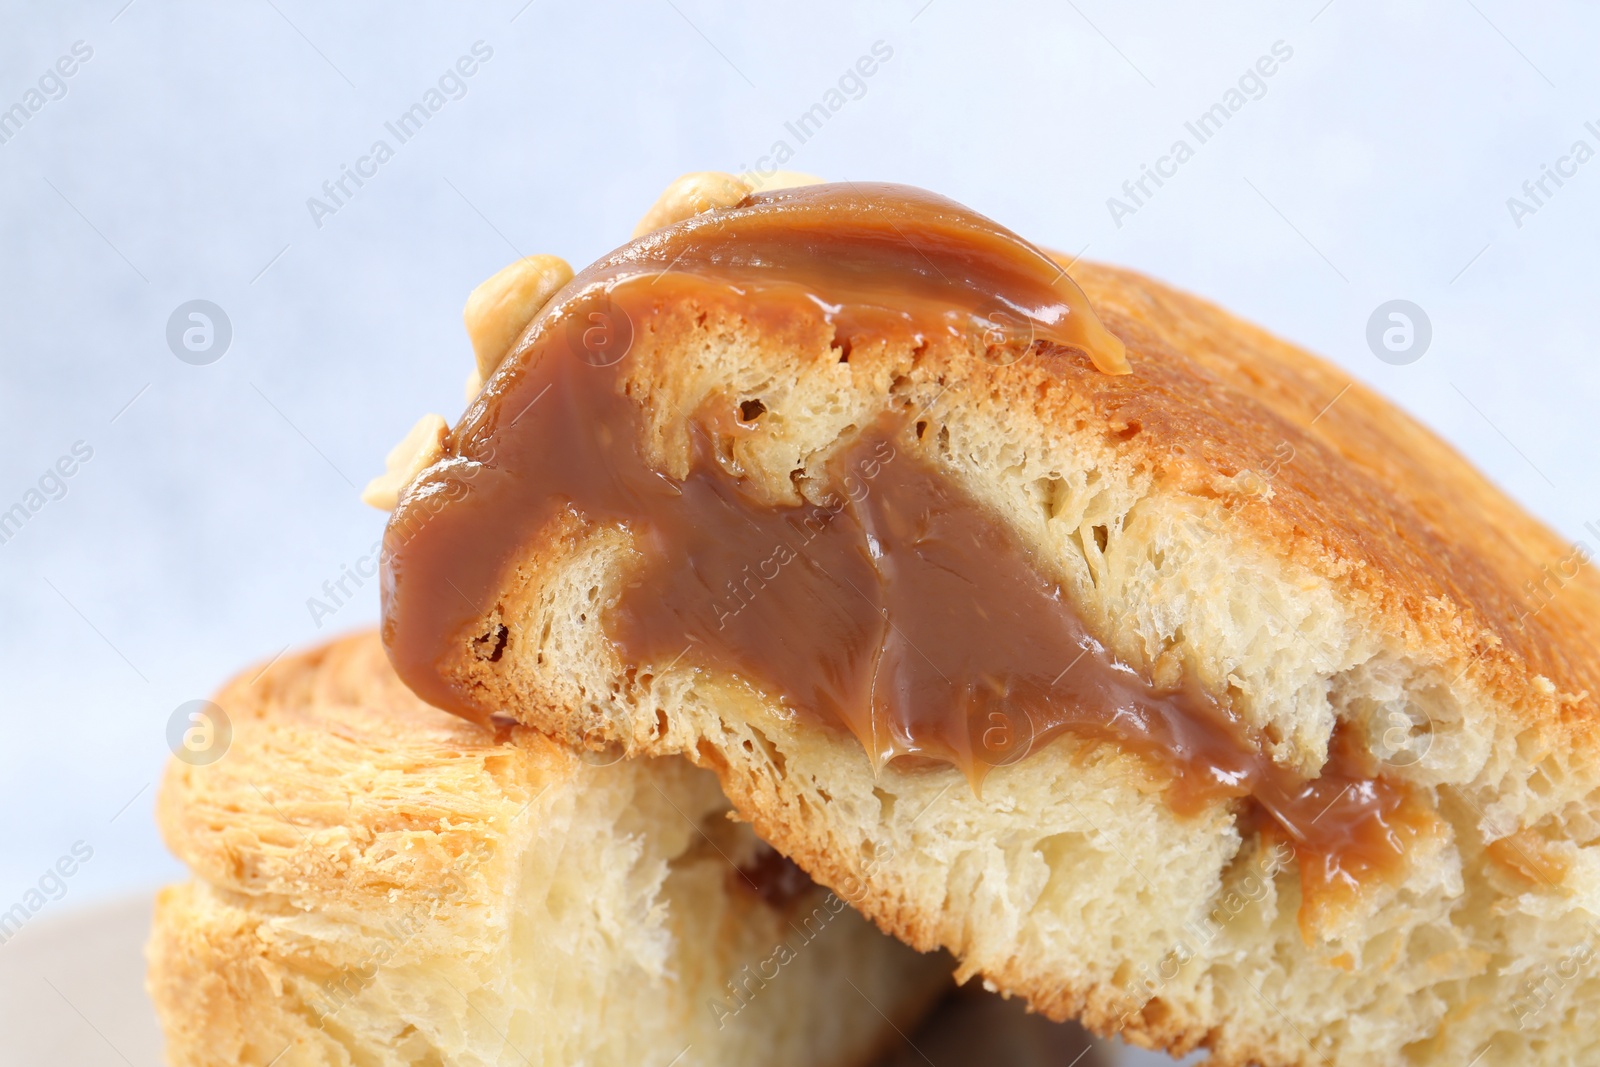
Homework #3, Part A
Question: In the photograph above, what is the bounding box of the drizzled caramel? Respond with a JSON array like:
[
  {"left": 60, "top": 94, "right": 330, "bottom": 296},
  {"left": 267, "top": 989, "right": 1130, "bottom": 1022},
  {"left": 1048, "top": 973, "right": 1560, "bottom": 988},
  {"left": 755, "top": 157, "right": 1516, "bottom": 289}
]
[{"left": 381, "top": 183, "right": 1430, "bottom": 922}]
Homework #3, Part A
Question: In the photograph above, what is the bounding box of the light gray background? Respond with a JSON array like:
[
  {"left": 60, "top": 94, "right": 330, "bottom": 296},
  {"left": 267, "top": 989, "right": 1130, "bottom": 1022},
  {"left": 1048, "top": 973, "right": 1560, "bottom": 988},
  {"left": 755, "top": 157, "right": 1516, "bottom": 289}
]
[{"left": 0, "top": 0, "right": 1595, "bottom": 1048}]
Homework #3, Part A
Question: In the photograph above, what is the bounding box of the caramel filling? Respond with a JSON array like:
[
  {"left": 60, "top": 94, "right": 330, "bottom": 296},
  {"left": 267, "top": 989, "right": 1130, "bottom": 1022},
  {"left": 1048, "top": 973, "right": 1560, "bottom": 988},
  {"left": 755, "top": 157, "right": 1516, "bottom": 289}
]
[
  {"left": 1485, "top": 828, "right": 1570, "bottom": 889},
  {"left": 382, "top": 183, "right": 1431, "bottom": 924},
  {"left": 734, "top": 844, "right": 818, "bottom": 912}
]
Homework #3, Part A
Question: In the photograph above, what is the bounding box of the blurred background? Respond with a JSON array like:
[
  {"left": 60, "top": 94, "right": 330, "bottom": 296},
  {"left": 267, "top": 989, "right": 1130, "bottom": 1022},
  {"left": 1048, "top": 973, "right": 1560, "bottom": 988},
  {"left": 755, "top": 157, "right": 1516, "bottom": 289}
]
[{"left": 2, "top": 0, "right": 1597, "bottom": 1062}]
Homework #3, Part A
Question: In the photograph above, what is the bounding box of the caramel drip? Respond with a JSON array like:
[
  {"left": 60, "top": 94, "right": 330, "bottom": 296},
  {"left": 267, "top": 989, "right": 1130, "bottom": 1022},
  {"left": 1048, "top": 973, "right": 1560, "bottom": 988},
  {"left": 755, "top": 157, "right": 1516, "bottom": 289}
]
[{"left": 381, "top": 183, "right": 1429, "bottom": 923}]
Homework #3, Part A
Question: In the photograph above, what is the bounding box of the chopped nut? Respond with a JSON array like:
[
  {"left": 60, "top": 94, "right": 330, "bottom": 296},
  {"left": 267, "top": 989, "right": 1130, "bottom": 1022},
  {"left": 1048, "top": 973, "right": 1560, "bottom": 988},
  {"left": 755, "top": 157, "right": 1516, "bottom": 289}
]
[
  {"left": 631, "top": 171, "right": 752, "bottom": 238},
  {"left": 361, "top": 413, "right": 449, "bottom": 511},
  {"left": 741, "top": 170, "right": 824, "bottom": 193},
  {"left": 464, "top": 254, "right": 574, "bottom": 385}
]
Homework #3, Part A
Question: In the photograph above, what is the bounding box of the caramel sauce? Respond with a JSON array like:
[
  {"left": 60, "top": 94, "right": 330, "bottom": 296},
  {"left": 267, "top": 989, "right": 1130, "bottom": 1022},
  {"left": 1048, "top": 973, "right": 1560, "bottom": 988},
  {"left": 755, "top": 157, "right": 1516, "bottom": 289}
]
[
  {"left": 381, "top": 183, "right": 1431, "bottom": 925},
  {"left": 734, "top": 844, "right": 818, "bottom": 912},
  {"left": 1485, "top": 828, "right": 1570, "bottom": 890}
]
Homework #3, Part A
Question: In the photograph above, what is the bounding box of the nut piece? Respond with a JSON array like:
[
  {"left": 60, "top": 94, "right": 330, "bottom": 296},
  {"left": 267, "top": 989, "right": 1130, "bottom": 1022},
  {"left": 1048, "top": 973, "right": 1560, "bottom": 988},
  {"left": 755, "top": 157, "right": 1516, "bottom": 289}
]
[
  {"left": 361, "top": 413, "right": 449, "bottom": 511},
  {"left": 464, "top": 254, "right": 574, "bottom": 385},
  {"left": 631, "top": 171, "right": 752, "bottom": 238},
  {"left": 741, "top": 170, "right": 824, "bottom": 193}
]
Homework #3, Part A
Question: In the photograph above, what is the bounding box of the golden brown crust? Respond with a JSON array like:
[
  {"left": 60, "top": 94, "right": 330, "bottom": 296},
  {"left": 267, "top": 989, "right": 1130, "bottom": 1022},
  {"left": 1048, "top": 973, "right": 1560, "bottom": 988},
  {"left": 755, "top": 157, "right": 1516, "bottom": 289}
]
[
  {"left": 155, "top": 629, "right": 536, "bottom": 919},
  {"left": 1068, "top": 260, "right": 1597, "bottom": 734}
]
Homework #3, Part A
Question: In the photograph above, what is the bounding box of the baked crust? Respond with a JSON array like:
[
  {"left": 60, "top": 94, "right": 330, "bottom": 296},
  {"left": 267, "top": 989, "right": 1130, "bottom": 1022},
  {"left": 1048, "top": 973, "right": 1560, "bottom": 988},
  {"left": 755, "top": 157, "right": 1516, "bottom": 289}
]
[{"left": 1068, "top": 259, "right": 1599, "bottom": 729}]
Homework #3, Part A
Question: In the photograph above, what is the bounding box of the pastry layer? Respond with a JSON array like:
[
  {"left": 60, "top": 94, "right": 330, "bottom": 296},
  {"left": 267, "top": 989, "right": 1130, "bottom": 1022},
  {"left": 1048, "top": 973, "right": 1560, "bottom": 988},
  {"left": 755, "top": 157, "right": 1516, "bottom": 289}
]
[{"left": 148, "top": 631, "right": 946, "bottom": 1067}]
